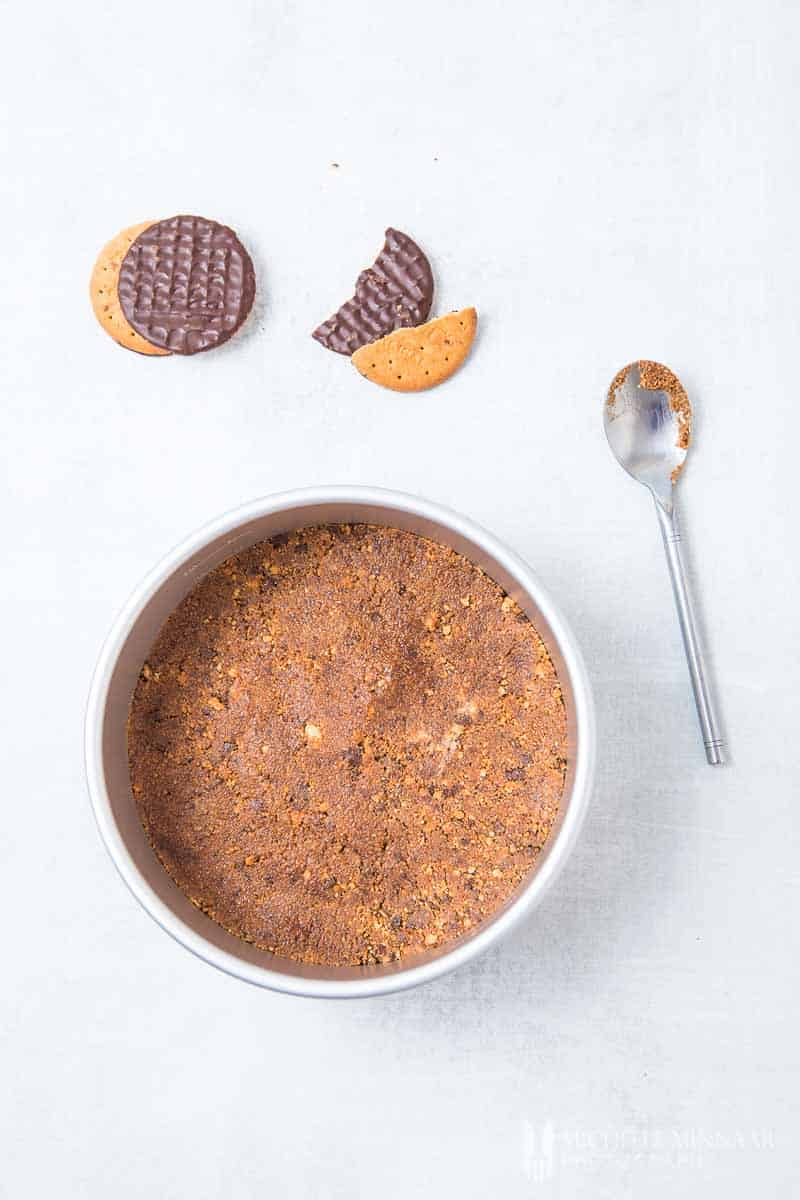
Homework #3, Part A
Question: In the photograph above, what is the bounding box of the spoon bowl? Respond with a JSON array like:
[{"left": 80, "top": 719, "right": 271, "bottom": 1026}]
[{"left": 604, "top": 361, "right": 689, "bottom": 509}]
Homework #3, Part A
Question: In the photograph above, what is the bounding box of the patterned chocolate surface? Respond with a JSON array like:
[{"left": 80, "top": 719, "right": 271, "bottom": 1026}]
[
  {"left": 313, "top": 228, "right": 433, "bottom": 355},
  {"left": 118, "top": 215, "right": 256, "bottom": 355}
]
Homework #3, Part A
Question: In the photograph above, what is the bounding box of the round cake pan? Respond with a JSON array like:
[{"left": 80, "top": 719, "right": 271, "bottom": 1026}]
[{"left": 85, "top": 486, "right": 595, "bottom": 998}]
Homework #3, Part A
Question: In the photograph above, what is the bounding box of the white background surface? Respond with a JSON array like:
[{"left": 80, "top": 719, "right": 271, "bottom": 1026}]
[{"left": 2, "top": 1, "right": 798, "bottom": 1195}]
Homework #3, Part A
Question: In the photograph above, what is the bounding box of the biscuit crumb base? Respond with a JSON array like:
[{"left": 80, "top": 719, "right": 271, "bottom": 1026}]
[{"left": 128, "top": 524, "right": 568, "bottom": 967}]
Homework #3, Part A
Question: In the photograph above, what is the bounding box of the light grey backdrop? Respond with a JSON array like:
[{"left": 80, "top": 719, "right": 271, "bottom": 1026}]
[{"left": 2, "top": 0, "right": 797, "bottom": 1196}]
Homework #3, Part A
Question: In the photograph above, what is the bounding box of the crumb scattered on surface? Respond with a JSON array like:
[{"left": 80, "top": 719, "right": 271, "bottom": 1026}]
[{"left": 127, "top": 524, "right": 568, "bottom": 967}]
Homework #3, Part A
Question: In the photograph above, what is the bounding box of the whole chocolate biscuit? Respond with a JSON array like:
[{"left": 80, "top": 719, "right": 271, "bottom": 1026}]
[
  {"left": 313, "top": 228, "right": 434, "bottom": 355},
  {"left": 118, "top": 215, "right": 256, "bottom": 354}
]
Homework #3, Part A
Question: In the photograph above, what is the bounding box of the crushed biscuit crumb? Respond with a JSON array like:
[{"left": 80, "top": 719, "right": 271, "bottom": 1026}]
[{"left": 128, "top": 525, "right": 568, "bottom": 968}]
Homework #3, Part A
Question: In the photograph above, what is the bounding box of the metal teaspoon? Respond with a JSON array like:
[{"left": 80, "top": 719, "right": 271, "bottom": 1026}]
[{"left": 604, "top": 360, "right": 725, "bottom": 765}]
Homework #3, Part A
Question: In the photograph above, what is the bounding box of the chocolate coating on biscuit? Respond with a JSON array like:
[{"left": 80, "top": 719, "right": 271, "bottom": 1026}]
[
  {"left": 118, "top": 215, "right": 256, "bottom": 354},
  {"left": 313, "top": 228, "right": 434, "bottom": 355}
]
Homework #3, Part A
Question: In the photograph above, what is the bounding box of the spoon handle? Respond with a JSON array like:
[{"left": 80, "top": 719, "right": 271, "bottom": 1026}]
[{"left": 653, "top": 498, "right": 725, "bottom": 765}]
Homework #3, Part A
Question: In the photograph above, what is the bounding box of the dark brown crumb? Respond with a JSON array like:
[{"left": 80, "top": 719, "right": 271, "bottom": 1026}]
[{"left": 127, "top": 525, "right": 568, "bottom": 967}]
